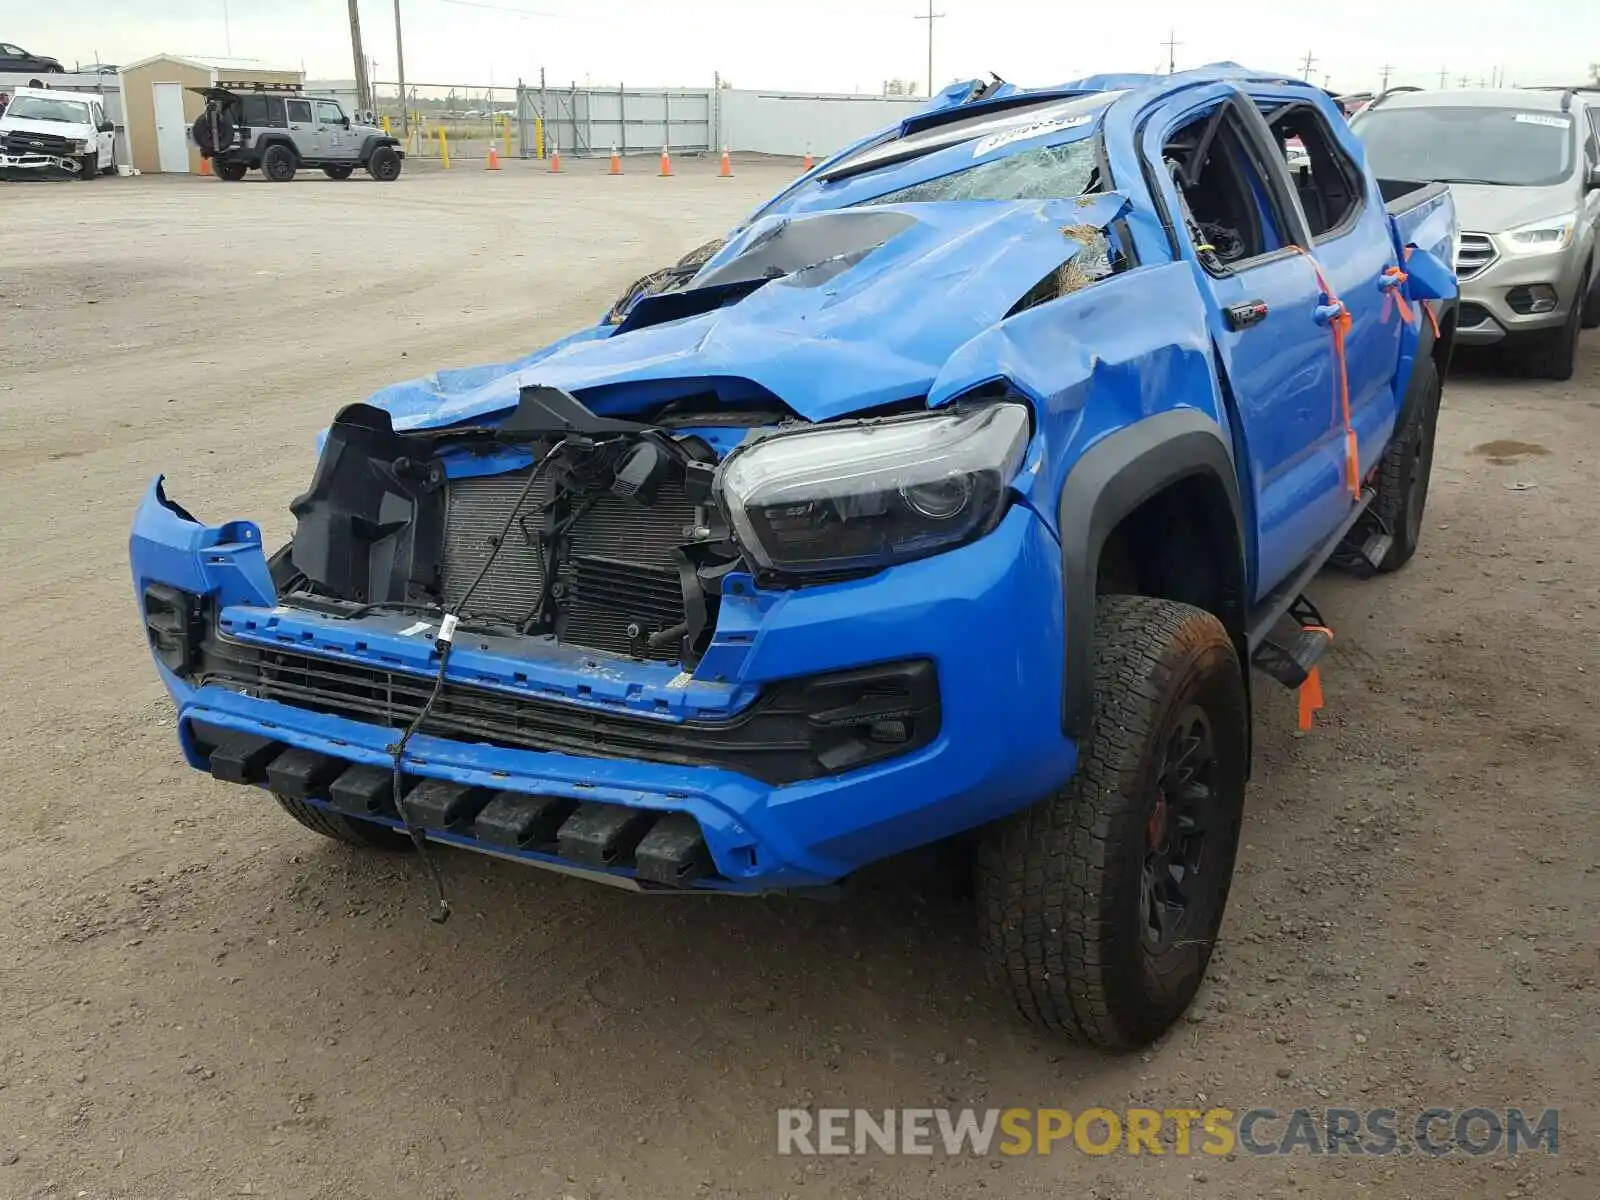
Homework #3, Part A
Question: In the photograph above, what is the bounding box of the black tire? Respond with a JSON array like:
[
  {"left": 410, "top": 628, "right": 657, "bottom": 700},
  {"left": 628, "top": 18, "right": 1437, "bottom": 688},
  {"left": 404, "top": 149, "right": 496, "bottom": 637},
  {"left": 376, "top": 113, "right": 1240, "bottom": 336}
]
[
  {"left": 1520, "top": 295, "right": 1582, "bottom": 380},
  {"left": 261, "top": 143, "right": 297, "bottom": 183},
  {"left": 1580, "top": 261, "right": 1600, "bottom": 331},
  {"left": 977, "top": 595, "right": 1248, "bottom": 1050},
  {"left": 1369, "top": 355, "right": 1441, "bottom": 572},
  {"left": 78, "top": 154, "right": 97, "bottom": 181},
  {"left": 272, "top": 792, "right": 414, "bottom": 851},
  {"left": 322, "top": 163, "right": 354, "bottom": 180},
  {"left": 366, "top": 145, "right": 402, "bottom": 182},
  {"left": 214, "top": 159, "right": 248, "bottom": 182}
]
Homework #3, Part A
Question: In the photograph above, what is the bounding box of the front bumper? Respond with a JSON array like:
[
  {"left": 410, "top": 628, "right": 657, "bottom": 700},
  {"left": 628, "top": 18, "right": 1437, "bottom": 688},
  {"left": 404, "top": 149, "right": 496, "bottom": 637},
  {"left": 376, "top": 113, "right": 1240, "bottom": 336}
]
[
  {"left": 0, "top": 152, "right": 78, "bottom": 173},
  {"left": 1455, "top": 236, "right": 1590, "bottom": 346},
  {"left": 131, "top": 478, "right": 1075, "bottom": 892}
]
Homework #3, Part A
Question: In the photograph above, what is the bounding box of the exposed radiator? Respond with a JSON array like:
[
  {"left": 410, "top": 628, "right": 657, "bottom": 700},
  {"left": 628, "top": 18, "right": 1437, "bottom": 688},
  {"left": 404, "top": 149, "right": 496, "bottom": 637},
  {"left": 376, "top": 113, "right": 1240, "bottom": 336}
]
[{"left": 439, "top": 470, "right": 697, "bottom": 661}]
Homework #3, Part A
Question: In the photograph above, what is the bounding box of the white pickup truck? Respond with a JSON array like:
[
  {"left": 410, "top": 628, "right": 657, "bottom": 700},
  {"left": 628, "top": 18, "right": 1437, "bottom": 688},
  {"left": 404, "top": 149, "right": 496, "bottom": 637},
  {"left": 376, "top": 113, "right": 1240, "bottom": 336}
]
[{"left": 0, "top": 86, "right": 115, "bottom": 178}]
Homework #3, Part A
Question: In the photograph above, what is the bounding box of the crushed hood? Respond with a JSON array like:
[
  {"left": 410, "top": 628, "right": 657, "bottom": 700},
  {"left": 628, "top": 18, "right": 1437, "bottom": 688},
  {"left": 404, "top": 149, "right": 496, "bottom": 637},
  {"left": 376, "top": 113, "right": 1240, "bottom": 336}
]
[{"left": 371, "top": 192, "right": 1129, "bottom": 430}]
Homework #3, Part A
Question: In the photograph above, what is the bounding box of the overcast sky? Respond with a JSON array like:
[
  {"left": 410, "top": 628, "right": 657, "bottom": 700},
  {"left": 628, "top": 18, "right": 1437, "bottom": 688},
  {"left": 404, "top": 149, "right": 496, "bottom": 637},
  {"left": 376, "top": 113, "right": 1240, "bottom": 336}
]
[{"left": 19, "top": 0, "right": 1598, "bottom": 96}]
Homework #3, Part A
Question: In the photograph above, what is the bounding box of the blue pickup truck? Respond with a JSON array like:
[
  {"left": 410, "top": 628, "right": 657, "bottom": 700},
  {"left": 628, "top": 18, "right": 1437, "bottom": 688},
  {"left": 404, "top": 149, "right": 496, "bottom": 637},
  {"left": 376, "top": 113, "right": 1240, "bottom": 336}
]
[{"left": 131, "top": 65, "right": 1458, "bottom": 1049}]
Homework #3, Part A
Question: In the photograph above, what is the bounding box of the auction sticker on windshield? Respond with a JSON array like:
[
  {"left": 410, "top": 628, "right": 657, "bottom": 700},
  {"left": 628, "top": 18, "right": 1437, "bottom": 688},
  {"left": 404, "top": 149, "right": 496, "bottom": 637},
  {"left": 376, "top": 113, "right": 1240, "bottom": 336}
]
[
  {"left": 973, "top": 114, "right": 1092, "bottom": 158},
  {"left": 1513, "top": 113, "right": 1571, "bottom": 128}
]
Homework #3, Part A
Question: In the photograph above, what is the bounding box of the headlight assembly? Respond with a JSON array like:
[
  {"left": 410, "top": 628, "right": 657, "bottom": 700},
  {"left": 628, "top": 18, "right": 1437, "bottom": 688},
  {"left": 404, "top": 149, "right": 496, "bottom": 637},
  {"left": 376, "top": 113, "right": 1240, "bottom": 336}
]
[
  {"left": 716, "top": 403, "right": 1030, "bottom": 579},
  {"left": 1499, "top": 215, "right": 1574, "bottom": 257}
]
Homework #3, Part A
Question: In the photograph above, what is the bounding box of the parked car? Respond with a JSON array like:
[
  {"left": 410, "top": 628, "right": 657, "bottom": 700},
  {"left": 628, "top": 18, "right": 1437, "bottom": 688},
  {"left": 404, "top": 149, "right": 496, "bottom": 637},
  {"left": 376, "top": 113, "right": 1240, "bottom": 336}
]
[
  {"left": 190, "top": 86, "right": 404, "bottom": 182},
  {"left": 0, "top": 42, "right": 62, "bottom": 73},
  {"left": 1352, "top": 86, "right": 1600, "bottom": 378},
  {"left": 130, "top": 65, "right": 1457, "bottom": 1050},
  {"left": 0, "top": 85, "right": 115, "bottom": 178}
]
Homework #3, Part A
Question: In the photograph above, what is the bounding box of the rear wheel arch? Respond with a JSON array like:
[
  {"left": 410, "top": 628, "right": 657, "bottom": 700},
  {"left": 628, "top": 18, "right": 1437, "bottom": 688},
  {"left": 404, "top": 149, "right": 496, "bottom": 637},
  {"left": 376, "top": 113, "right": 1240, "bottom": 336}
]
[{"left": 1057, "top": 410, "right": 1249, "bottom": 738}]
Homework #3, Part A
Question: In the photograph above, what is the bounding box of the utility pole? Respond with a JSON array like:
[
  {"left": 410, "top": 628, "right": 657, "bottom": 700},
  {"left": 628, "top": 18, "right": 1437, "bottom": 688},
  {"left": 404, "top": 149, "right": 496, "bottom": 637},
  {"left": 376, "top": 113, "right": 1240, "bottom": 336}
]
[
  {"left": 393, "top": 0, "right": 408, "bottom": 135},
  {"left": 913, "top": 1, "right": 944, "bottom": 99},
  {"left": 1379, "top": 63, "right": 1392, "bottom": 91},
  {"left": 348, "top": 0, "right": 372, "bottom": 112},
  {"left": 1300, "top": 50, "right": 1317, "bottom": 82},
  {"left": 1162, "top": 29, "right": 1181, "bottom": 74},
  {"left": 222, "top": 0, "right": 233, "bottom": 57},
  {"left": 1458, "top": 73, "right": 1470, "bottom": 88}
]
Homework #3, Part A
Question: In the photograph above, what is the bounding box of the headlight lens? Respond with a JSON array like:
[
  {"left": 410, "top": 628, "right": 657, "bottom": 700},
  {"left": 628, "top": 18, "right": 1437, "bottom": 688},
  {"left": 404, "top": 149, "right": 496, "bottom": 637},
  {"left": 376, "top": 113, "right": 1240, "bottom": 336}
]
[
  {"left": 72, "top": 139, "right": 91, "bottom": 154},
  {"left": 1500, "top": 215, "right": 1574, "bottom": 257},
  {"left": 717, "top": 403, "right": 1030, "bottom": 578}
]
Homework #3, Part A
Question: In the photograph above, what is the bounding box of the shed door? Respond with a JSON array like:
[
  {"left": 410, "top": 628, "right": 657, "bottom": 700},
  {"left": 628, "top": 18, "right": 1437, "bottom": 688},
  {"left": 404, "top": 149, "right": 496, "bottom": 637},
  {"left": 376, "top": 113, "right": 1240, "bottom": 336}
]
[{"left": 152, "top": 82, "right": 189, "bottom": 173}]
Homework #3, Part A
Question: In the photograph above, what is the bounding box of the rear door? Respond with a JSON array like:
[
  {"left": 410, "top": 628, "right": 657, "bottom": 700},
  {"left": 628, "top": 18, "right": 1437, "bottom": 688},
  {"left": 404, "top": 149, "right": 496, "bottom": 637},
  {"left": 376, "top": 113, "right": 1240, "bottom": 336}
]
[
  {"left": 1140, "top": 87, "right": 1355, "bottom": 598},
  {"left": 285, "top": 98, "right": 316, "bottom": 157},
  {"left": 1252, "top": 87, "right": 1407, "bottom": 482}
]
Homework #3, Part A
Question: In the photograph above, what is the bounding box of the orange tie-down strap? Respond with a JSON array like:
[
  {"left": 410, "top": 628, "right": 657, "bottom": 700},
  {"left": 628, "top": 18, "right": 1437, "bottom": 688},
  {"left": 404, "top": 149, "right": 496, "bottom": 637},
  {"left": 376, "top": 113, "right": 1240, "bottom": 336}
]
[
  {"left": 1290, "top": 246, "right": 1360, "bottom": 501},
  {"left": 1297, "top": 665, "right": 1325, "bottom": 732}
]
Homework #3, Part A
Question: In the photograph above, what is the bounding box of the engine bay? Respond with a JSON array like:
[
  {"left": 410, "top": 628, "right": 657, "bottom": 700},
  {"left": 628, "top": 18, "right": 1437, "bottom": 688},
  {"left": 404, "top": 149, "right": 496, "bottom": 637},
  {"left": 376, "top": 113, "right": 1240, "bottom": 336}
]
[{"left": 280, "top": 386, "right": 748, "bottom": 667}]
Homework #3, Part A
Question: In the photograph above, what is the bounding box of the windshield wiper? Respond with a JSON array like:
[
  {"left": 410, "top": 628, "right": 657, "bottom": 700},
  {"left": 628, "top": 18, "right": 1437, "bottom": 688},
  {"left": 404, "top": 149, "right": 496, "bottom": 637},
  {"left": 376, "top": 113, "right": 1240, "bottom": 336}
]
[{"left": 1432, "top": 177, "right": 1508, "bottom": 185}]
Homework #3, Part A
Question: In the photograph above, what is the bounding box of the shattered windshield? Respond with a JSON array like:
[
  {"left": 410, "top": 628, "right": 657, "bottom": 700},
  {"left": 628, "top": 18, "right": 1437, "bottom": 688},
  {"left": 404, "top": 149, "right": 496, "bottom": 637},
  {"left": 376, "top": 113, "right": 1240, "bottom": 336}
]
[
  {"left": 5, "top": 95, "right": 91, "bottom": 123},
  {"left": 861, "top": 140, "right": 1099, "bottom": 203}
]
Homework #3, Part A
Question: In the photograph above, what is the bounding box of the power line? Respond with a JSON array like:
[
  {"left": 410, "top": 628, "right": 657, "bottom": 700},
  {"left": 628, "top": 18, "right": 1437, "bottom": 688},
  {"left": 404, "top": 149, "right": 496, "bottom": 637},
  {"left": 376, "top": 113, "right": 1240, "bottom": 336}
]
[{"left": 913, "top": 2, "right": 945, "bottom": 99}]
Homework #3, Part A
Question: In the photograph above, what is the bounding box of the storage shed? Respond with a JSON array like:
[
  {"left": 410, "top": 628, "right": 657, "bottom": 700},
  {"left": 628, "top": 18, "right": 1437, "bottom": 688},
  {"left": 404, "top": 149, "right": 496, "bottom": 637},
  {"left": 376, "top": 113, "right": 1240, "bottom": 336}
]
[{"left": 119, "top": 55, "right": 303, "bottom": 173}]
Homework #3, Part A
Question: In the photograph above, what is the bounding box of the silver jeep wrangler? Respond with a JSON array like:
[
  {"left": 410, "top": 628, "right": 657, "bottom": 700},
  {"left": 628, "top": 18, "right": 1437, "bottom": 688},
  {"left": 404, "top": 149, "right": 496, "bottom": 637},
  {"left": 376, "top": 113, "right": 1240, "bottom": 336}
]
[{"left": 191, "top": 86, "right": 404, "bottom": 183}]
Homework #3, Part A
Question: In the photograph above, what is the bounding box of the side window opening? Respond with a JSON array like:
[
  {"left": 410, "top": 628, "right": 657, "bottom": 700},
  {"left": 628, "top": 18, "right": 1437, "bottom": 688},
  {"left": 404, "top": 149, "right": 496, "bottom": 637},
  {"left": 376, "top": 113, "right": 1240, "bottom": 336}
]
[
  {"left": 1263, "top": 102, "right": 1363, "bottom": 239},
  {"left": 315, "top": 100, "right": 345, "bottom": 126},
  {"left": 286, "top": 99, "right": 313, "bottom": 124},
  {"left": 1162, "top": 106, "right": 1287, "bottom": 272},
  {"left": 239, "top": 95, "right": 280, "bottom": 126}
]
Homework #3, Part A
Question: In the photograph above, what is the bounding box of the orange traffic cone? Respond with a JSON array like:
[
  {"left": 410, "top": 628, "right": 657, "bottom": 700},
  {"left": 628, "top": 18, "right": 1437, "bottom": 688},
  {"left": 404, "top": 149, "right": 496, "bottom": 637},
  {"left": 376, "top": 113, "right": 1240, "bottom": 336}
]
[
  {"left": 609, "top": 144, "right": 622, "bottom": 175},
  {"left": 549, "top": 145, "right": 561, "bottom": 173},
  {"left": 199, "top": 155, "right": 213, "bottom": 177},
  {"left": 719, "top": 145, "right": 733, "bottom": 178},
  {"left": 486, "top": 144, "right": 500, "bottom": 170},
  {"left": 659, "top": 145, "right": 673, "bottom": 177},
  {"left": 801, "top": 145, "right": 814, "bottom": 171}
]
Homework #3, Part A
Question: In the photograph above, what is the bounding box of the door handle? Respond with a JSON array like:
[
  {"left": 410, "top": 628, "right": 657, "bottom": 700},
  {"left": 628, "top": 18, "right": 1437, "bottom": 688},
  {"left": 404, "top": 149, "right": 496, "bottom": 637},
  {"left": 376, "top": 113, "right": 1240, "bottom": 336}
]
[
  {"left": 1225, "top": 300, "right": 1270, "bottom": 330},
  {"left": 1313, "top": 301, "right": 1347, "bottom": 327}
]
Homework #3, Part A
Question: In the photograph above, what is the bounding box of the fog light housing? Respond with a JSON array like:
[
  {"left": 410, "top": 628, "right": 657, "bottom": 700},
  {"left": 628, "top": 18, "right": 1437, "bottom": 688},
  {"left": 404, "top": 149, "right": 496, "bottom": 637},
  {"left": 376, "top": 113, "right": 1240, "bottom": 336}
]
[
  {"left": 1506, "top": 284, "right": 1559, "bottom": 315},
  {"left": 143, "top": 584, "right": 205, "bottom": 677}
]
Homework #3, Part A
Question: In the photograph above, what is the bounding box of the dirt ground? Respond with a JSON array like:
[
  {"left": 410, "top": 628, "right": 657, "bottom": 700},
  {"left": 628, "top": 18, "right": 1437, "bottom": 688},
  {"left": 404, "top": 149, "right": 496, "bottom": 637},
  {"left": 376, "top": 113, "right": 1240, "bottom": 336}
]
[{"left": 1, "top": 161, "right": 1596, "bottom": 1200}]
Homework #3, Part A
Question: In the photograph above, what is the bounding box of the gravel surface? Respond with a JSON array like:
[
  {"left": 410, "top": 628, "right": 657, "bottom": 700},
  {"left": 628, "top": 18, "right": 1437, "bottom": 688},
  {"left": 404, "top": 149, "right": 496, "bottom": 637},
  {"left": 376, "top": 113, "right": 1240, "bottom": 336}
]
[{"left": 1, "top": 163, "right": 1596, "bottom": 1200}]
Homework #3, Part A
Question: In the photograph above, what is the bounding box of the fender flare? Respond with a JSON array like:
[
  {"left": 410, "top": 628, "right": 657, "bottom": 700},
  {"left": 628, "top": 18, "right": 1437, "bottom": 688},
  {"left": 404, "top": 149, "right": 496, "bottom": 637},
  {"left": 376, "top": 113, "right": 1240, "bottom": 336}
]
[
  {"left": 1056, "top": 408, "right": 1247, "bottom": 737},
  {"left": 358, "top": 134, "right": 401, "bottom": 164},
  {"left": 254, "top": 134, "right": 298, "bottom": 162},
  {"left": 1395, "top": 295, "right": 1456, "bottom": 436}
]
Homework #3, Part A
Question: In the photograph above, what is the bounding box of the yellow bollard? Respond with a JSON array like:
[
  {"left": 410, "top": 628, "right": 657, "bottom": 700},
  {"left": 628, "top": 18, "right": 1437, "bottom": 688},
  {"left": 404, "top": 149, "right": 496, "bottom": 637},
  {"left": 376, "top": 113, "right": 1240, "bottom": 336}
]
[
  {"left": 382, "top": 114, "right": 392, "bottom": 136},
  {"left": 534, "top": 117, "right": 545, "bottom": 160},
  {"left": 438, "top": 125, "right": 451, "bottom": 170},
  {"left": 503, "top": 115, "right": 512, "bottom": 159}
]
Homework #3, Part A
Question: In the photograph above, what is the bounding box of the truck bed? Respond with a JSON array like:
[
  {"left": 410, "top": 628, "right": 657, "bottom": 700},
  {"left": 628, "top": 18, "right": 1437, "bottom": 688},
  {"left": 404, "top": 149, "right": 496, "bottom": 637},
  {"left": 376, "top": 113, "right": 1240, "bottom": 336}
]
[{"left": 1378, "top": 177, "right": 1455, "bottom": 266}]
